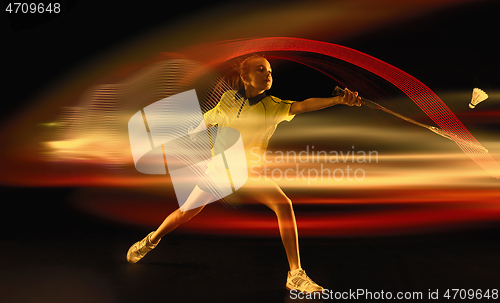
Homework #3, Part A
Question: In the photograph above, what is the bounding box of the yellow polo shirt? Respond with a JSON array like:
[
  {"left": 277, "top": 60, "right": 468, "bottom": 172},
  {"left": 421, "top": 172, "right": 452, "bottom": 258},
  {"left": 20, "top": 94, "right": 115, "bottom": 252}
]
[{"left": 204, "top": 90, "right": 295, "bottom": 164}]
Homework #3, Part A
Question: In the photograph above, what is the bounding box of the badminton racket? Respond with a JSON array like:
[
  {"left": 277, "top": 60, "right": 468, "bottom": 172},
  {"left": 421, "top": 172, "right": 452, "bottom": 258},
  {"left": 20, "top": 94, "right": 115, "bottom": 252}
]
[{"left": 332, "top": 86, "right": 488, "bottom": 152}]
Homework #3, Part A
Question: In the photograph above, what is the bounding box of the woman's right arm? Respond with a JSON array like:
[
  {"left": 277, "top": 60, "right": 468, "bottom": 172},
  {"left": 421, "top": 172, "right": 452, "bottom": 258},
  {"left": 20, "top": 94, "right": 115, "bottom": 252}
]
[
  {"left": 203, "top": 90, "right": 232, "bottom": 126},
  {"left": 188, "top": 93, "right": 225, "bottom": 139},
  {"left": 188, "top": 117, "right": 211, "bottom": 142},
  {"left": 202, "top": 106, "right": 220, "bottom": 127},
  {"left": 189, "top": 120, "right": 209, "bottom": 133}
]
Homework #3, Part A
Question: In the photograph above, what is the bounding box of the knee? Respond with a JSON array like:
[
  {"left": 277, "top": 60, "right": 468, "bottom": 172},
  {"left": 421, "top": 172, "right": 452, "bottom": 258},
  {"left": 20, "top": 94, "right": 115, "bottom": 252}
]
[
  {"left": 177, "top": 209, "right": 197, "bottom": 224},
  {"left": 272, "top": 197, "right": 294, "bottom": 215},
  {"left": 283, "top": 197, "right": 293, "bottom": 208}
]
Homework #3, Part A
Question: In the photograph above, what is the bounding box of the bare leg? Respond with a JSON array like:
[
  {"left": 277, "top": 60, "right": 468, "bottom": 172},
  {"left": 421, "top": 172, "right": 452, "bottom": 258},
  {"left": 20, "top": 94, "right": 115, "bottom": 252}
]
[
  {"left": 150, "top": 185, "right": 215, "bottom": 244},
  {"left": 150, "top": 180, "right": 301, "bottom": 271},
  {"left": 239, "top": 179, "right": 301, "bottom": 271}
]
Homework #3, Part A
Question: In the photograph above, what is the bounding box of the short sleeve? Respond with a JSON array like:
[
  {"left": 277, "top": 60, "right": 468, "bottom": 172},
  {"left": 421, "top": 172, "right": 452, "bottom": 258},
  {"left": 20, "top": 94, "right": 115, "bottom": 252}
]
[
  {"left": 203, "top": 104, "right": 221, "bottom": 126},
  {"left": 268, "top": 96, "right": 296, "bottom": 124},
  {"left": 203, "top": 91, "right": 233, "bottom": 125}
]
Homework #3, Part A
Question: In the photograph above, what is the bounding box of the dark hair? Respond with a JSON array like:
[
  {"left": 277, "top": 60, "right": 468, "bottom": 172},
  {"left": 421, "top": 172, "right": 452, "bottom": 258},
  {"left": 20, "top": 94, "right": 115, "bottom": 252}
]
[{"left": 223, "top": 54, "right": 266, "bottom": 90}]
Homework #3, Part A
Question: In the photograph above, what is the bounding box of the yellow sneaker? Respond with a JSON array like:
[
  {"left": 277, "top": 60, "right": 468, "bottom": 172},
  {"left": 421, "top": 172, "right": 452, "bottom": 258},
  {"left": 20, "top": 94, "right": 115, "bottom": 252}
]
[
  {"left": 126, "top": 231, "right": 159, "bottom": 264},
  {"left": 286, "top": 268, "right": 324, "bottom": 293}
]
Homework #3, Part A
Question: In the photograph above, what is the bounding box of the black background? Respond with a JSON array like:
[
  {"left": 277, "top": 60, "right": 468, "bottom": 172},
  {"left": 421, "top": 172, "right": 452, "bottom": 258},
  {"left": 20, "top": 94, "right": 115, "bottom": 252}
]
[{"left": 2, "top": 1, "right": 500, "bottom": 302}]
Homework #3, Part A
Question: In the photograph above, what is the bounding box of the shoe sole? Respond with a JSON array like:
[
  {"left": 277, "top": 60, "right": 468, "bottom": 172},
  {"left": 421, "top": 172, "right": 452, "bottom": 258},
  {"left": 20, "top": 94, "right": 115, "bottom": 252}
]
[
  {"left": 126, "top": 242, "right": 140, "bottom": 263},
  {"left": 286, "top": 285, "right": 324, "bottom": 293}
]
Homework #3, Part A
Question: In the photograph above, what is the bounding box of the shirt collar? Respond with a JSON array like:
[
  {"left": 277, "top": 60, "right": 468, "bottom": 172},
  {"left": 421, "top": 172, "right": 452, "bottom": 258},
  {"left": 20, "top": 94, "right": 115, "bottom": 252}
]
[{"left": 236, "top": 88, "right": 267, "bottom": 106}]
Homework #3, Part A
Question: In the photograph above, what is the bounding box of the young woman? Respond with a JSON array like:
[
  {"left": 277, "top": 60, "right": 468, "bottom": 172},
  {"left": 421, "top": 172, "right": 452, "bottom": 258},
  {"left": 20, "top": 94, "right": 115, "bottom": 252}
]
[{"left": 126, "top": 54, "right": 361, "bottom": 293}]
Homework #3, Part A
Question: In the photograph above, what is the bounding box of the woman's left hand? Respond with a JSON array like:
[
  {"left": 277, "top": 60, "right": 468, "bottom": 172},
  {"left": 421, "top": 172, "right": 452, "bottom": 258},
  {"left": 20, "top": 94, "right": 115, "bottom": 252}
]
[{"left": 340, "top": 88, "right": 362, "bottom": 107}]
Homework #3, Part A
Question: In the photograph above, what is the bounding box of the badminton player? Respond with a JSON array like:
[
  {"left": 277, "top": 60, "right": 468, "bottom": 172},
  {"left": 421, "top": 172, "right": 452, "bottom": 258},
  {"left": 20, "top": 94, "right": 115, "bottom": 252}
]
[{"left": 126, "top": 54, "right": 361, "bottom": 293}]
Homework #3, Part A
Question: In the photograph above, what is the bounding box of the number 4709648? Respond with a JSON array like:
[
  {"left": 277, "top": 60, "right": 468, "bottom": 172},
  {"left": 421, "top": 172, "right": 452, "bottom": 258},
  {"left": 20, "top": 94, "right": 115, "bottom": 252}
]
[
  {"left": 6, "top": 3, "right": 61, "bottom": 14},
  {"left": 444, "top": 289, "right": 498, "bottom": 300}
]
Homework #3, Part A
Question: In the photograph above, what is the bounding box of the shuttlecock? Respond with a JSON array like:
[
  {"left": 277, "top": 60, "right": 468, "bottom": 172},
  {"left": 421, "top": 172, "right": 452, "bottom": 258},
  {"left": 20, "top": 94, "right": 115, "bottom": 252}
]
[{"left": 469, "top": 88, "right": 488, "bottom": 109}]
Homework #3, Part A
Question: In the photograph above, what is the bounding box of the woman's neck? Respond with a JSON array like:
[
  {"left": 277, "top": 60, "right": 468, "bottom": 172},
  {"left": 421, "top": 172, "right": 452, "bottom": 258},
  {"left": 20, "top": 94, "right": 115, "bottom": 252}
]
[{"left": 244, "top": 85, "right": 265, "bottom": 99}]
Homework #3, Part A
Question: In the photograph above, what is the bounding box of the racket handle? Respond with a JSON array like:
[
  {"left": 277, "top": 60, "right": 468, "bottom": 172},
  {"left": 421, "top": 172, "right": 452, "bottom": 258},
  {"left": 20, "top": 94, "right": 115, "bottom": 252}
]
[
  {"left": 332, "top": 86, "right": 380, "bottom": 109},
  {"left": 332, "top": 86, "right": 345, "bottom": 97}
]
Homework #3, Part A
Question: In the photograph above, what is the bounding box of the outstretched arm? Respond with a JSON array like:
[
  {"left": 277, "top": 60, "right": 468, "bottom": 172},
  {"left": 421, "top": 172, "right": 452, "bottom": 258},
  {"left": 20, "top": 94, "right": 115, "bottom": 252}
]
[{"left": 289, "top": 87, "right": 362, "bottom": 115}]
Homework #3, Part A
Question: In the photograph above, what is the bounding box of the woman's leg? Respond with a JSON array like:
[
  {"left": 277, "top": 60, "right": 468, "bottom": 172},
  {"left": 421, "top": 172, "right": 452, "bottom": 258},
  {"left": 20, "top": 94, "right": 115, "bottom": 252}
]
[
  {"left": 240, "top": 179, "right": 301, "bottom": 271},
  {"left": 238, "top": 179, "right": 323, "bottom": 292},
  {"left": 127, "top": 185, "right": 215, "bottom": 263},
  {"left": 150, "top": 185, "right": 215, "bottom": 244}
]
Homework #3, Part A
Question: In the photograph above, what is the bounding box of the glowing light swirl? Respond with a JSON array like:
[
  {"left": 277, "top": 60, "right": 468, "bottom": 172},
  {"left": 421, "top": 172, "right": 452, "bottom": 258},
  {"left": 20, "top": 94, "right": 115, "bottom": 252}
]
[{"left": 181, "top": 37, "right": 499, "bottom": 179}]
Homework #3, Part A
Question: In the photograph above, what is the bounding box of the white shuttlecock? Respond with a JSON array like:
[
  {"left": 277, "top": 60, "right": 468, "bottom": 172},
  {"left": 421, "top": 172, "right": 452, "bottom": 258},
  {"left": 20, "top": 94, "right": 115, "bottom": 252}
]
[{"left": 469, "top": 88, "right": 488, "bottom": 109}]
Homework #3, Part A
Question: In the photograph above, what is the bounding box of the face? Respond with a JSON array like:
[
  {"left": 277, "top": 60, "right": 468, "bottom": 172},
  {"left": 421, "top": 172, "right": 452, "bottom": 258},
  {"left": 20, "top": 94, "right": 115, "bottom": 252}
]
[{"left": 242, "top": 58, "right": 273, "bottom": 92}]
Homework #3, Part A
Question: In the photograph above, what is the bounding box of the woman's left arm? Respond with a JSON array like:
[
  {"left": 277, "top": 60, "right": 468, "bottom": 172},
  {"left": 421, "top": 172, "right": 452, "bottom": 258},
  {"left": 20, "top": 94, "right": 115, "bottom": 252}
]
[{"left": 289, "top": 87, "right": 362, "bottom": 115}]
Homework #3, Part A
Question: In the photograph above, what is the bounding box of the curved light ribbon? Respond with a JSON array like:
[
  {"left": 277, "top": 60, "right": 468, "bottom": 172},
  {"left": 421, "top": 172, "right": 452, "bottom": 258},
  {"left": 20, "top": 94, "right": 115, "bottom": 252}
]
[
  {"left": 183, "top": 37, "right": 500, "bottom": 179},
  {"left": 128, "top": 89, "right": 248, "bottom": 211}
]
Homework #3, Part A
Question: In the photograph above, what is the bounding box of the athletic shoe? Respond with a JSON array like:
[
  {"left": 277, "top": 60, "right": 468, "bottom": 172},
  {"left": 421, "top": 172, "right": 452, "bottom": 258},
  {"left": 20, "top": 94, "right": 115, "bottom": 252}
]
[
  {"left": 286, "top": 268, "right": 324, "bottom": 293},
  {"left": 126, "top": 231, "right": 159, "bottom": 264}
]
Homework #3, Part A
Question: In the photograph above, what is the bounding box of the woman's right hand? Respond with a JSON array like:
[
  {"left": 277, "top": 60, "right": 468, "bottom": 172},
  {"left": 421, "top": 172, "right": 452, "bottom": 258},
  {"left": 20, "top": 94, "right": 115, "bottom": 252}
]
[{"left": 188, "top": 125, "right": 197, "bottom": 142}]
